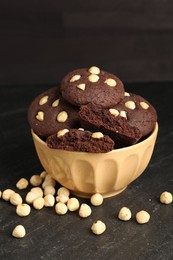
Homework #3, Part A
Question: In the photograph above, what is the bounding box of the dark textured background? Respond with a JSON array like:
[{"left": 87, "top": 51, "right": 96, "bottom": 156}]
[
  {"left": 0, "top": 0, "right": 173, "bottom": 85},
  {"left": 0, "top": 83, "right": 173, "bottom": 260},
  {"left": 0, "top": 2, "right": 173, "bottom": 260}
]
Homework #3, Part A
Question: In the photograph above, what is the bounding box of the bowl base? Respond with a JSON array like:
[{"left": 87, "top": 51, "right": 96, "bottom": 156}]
[{"left": 71, "top": 186, "right": 127, "bottom": 199}]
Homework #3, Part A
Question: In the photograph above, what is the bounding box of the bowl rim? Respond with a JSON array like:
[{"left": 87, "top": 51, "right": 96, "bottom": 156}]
[{"left": 31, "top": 122, "right": 158, "bottom": 155}]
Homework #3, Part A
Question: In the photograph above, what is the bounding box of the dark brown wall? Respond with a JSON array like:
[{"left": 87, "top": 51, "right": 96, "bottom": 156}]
[{"left": 0, "top": 0, "right": 173, "bottom": 85}]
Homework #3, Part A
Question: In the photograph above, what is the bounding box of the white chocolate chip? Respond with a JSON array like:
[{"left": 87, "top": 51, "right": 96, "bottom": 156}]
[
  {"left": 109, "top": 108, "right": 119, "bottom": 117},
  {"left": 118, "top": 207, "right": 132, "bottom": 221},
  {"left": 52, "top": 99, "right": 60, "bottom": 107},
  {"left": 0, "top": 191, "right": 2, "bottom": 198},
  {"left": 91, "top": 220, "right": 106, "bottom": 235},
  {"left": 57, "top": 129, "right": 69, "bottom": 138},
  {"left": 136, "top": 210, "right": 150, "bottom": 224},
  {"left": 124, "top": 92, "right": 130, "bottom": 96},
  {"left": 39, "top": 96, "right": 48, "bottom": 105},
  {"left": 105, "top": 78, "right": 117, "bottom": 87},
  {"left": 70, "top": 74, "right": 81, "bottom": 82},
  {"left": 78, "top": 128, "right": 84, "bottom": 131},
  {"left": 12, "top": 225, "right": 26, "bottom": 238},
  {"left": 36, "top": 111, "right": 44, "bottom": 121},
  {"left": 91, "top": 132, "right": 104, "bottom": 139},
  {"left": 89, "top": 66, "right": 100, "bottom": 75},
  {"left": 160, "top": 191, "right": 173, "bottom": 204},
  {"left": 120, "top": 110, "right": 127, "bottom": 119},
  {"left": 140, "top": 101, "right": 149, "bottom": 109},
  {"left": 57, "top": 111, "right": 68, "bottom": 123},
  {"left": 125, "top": 101, "right": 136, "bottom": 110},
  {"left": 77, "top": 83, "right": 85, "bottom": 91},
  {"left": 88, "top": 74, "right": 99, "bottom": 83}
]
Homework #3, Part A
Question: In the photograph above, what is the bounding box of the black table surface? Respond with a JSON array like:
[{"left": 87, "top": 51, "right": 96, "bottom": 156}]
[{"left": 0, "top": 83, "right": 172, "bottom": 260}]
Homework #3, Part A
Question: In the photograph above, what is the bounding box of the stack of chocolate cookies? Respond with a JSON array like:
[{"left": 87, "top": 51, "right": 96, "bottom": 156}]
[{"left": 28, "top": 66, "right": 157, "bottom": 153}]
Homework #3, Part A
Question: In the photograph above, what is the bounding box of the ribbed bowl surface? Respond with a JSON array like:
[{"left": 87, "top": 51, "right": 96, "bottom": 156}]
[{"left": 32, "top": 123, "right": 158, "bottom": 198}]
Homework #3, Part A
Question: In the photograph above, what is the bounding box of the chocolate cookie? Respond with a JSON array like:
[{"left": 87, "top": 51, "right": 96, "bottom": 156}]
[
  {"left": 79, "top": 93, "right": 157, "bottom": 147},
  {"left": 115, "top": 92, "right": 157, "bottom": 137},
  {"left": 46, "top": 129, "right": 115, "bottom": 153},
  {"left": 28, "top": 87, "right": 80, "bottom": 137},
  {"left": 60, "top": 66, "right": 125, "bottom": 108}
]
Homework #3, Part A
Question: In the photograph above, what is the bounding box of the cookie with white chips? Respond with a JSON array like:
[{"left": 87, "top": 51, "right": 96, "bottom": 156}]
[
  {"left": 28, "top": 87, "right": 80, "bottom": 137},
  {"left": 79, "top": 93, "right": 157, "bottom": 147},
  {"left": 46, "top": 129, "right": 115, "bottom": 153},
  {"left": 115, "top": 93, "right": 157, "bottom": 137},
  {"left": 60, "top": 66, "right": 125, "bottom": 108}
]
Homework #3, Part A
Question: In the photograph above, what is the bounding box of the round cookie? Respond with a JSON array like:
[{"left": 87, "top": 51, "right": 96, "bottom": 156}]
[
  {"left": 46, "top": 129, "right": 115, "bottom": 153},
  {"left": 28, "top": 87, "right": 80, "bottom": 137},
  {"left": 60, "top": 66, "right": 125, "bottom": 108},
  {"left": 115, "top": 92, "right": 157, "bottom": 137},
  {"left": 79, "top": 93, "right": 157, "bottom": 147}
]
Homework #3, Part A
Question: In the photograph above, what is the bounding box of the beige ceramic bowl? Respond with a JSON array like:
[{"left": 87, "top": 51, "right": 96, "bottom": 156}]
[{"left": 31, "top": 123, "right": 158, "bottom": 198}]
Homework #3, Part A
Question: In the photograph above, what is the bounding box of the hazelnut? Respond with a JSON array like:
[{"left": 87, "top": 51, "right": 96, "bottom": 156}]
[
  {"left": 136, "top": 210, "right": 150, "bottom": 224},
  {"left": 33, "top": 197, "right": 45, "bottom": 210},
  {"left": 79, "top": 203, "right": 92, "bottom": 218},
  {"left": 57, "top": 187, "right": 70, "bottom": 197},
  {"left": 91, "top": 220, "right": 106, "bottom": 235},
  {"left": 67, "top": 198, "right": 80, "bottom": 211},
  {"left": 30, "top": 175, "right": 43, "bottom": 186},
  {"left": 44, "top": 194, "right": 55, "bottom": 207},
  {"left": 10, "top": 193, "right": 23, "bottom": 206},
  {"left": 55, "top": 202, "right": 68, "bottom": 215},
  {"left": 16, "top": 204, "right": 31, "bottom": 217},
  {"left": 90, "top": 193, "right": 103, "bottom": 206},
  {"left": 118, "top": 207, "right": 132, "bottom": 221},
  {"left": 160, "top": 191, "right": 172, "bottom": 204},
  {"left": 12, "top": 225, "right": 26, "bottom": 238},
  {"left": 16, "top": 178, "right": 29, "bottom": 190},
  {"left": 2, "top": 189, "right": 15, "bottom": 201}
]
